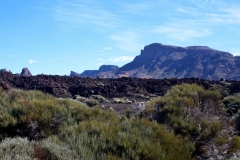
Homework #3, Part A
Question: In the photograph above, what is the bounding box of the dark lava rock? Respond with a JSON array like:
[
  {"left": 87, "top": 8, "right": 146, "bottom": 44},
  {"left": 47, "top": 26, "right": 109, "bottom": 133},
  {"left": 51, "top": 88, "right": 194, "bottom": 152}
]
[
  {"left": 0, "top": 81, "right": 11, "bottom": 90},
  {"left": 1, "top": 71, "right": 240, "bottom": 99}
]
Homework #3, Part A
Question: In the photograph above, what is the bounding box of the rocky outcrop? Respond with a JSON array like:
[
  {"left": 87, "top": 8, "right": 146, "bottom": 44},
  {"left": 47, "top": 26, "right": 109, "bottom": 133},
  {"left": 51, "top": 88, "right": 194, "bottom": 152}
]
[
  {"left": 0, "top": 68, "right": 8, "bottom": 73},
  {"left": 20, "top": 68, "right": 32, "bottom": 76}
]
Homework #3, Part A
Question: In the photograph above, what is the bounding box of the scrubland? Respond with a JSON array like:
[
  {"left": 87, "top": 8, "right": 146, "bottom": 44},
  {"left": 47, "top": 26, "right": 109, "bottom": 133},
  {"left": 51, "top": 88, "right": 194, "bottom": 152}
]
[{"left": 0, "top": 83, "right": 240, "bottom": 159}]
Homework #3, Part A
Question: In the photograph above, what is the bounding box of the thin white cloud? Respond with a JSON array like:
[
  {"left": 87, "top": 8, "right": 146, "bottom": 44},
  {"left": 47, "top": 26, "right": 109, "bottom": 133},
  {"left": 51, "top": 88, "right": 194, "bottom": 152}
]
[
  {"left": 98, "top": 58, "right": 106, "bottom": 62},
  {"left": 29, "top": 60, "right": 37, "bottom": 65},
  {"left": 116, "top": 2, "right": 151, "bottom": 14},
  {"left": 176, "top": 2, "right": 240, "bottom": 24},
  {"left": 104, "top": 47, "right": 112, "bottom": 50},
  {"left": 108, "top": 56, "right": 134, "bottom": 62},
  {"left": 116, "top": 1, "right": 168, "bottom": 15},
  {"left": 211, "top": 41, "right": 240, "bottom": 45},
  {"left": 152, "top": 25, "right": 212, "bottom": 41},
  {"left": 109, "top": 32, "right": 143, "bottom": 52},
  {"left": 55, "top": 1, "right": 119, "bottom": 28},
  {"left": 97, "top": 56, "right": 134, "bottom": 65}
]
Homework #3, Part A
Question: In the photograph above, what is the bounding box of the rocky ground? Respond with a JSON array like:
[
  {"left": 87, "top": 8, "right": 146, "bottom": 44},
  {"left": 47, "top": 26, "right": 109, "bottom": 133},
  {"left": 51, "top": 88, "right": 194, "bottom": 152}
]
[{"left": 2, "top": 71, "right": 240, "bottom": 98}]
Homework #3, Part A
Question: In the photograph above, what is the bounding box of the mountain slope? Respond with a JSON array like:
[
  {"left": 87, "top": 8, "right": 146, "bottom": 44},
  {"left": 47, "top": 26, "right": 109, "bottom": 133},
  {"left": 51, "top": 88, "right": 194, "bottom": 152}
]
[
  {"left": 116, "top": 43, "right": 240, "bottom": 80},
  {"left": 74, "top": 43, "right": 240, "bottom": 80}
]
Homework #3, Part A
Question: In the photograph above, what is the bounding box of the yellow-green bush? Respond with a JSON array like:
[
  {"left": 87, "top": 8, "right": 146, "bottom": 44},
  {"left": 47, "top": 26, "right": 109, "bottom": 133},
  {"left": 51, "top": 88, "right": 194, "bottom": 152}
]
[
  {"left": 223, "top": 94, "right": 240, "bottom": 108},
  {"left": 230, "top": 136, "right": 240, "bottom": 152},
  {"left": 200, "top": 119, "right": 222, "bottom": 140},
  {"left": 148, "top": 84, "right": 222, "bottom": 139},
  {"left": 210, "top": 84, "right": 229, "bottom": 99},
  {"left": 215, "top": 133, "right": 228, "bottom": 146},
  {"left": 85, "top": 98, "right": 99, "bottom": 107},
  {"left": 56, "top": 119, "right": 194, "bottom": 160},
  {"left": 0, "top": 89, "right": 71, "bottom": 139}
]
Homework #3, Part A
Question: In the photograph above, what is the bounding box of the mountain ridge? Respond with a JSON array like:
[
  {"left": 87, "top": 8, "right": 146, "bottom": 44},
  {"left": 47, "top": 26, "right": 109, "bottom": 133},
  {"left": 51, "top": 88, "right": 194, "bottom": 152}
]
[{"left": 73, "top": 43, "right": 240, "bottom": 80}]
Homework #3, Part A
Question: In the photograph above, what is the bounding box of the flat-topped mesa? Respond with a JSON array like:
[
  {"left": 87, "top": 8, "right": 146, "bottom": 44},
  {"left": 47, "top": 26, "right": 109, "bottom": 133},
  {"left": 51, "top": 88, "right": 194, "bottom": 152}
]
[
  {"left": 20, "top": 68, "right": 32, "bottom": 76},
  {"left": 142, "top": 43, "right": 216, "bottom": 53},
  {"left": 139, "top": 43, "right": 233, "bottom": 58}
]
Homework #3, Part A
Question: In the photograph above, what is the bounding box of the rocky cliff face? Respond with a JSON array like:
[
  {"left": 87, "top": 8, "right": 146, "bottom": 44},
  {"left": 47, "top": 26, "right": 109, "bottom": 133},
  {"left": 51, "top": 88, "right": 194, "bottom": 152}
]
[
  {"left": 20, "top": 68, "right": 32, "bottom": 76},
  {"left": 116, "top": 43, "right": 240, "bottom": 80}
]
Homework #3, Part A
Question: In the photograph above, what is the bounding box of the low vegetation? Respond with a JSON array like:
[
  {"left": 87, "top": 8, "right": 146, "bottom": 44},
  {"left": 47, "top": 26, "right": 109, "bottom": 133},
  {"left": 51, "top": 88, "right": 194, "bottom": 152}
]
[
  {"left": 0, "top": 87, "right": 194, "bottom": 160},
  {"left": 146, "top": 84, "right": 223, "bottom": 140}
]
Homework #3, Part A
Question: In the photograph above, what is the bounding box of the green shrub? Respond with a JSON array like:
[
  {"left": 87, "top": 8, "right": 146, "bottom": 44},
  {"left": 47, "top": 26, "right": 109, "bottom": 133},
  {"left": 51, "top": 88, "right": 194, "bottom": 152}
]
[
  {"left": 210, "top": 84, "right": 229, "bottom": 99},
  {"left": 90, "top": 95, "right": 109, "bottom": 103},
  {"left": 85, "top": 98, "right": 99, "bottom": 107},
  {"left": 0, "top": 137, "right": 34, "bottom": 159},
  {"left": 215, "top": 133, "right": 228, "bottom": 146},
  {"left": 0, "top": 137, "right": 79, "bottom": 160},
  {"left": 230, "top": 136, "right": 240, "bottom": 152},
  {"left": 147, "top": 84, "right": 222, "bottom": 140},
  {"left": 124, "top": 108, "right": 131, "bottom": 119},
  {"left": 223, "top": 94, "right": 240, "bottom": 108},
  {"left": 36, "top": 136, "right": 79, "bottom": 160},
  {"left": 200, "top": 119, "right": 222, "bottom": 140},
  {"left": 0, "top": 89, "right": 69, "bottom": 139},
  {"left": 56, "top": 119, "right": 194, "bottom": 160}
]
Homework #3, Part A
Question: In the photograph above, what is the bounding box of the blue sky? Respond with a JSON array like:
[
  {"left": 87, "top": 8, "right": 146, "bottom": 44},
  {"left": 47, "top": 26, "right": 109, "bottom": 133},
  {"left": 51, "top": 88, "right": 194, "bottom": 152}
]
[{"left": 1, "top": 0, "right": 240, "bottom": 75}]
